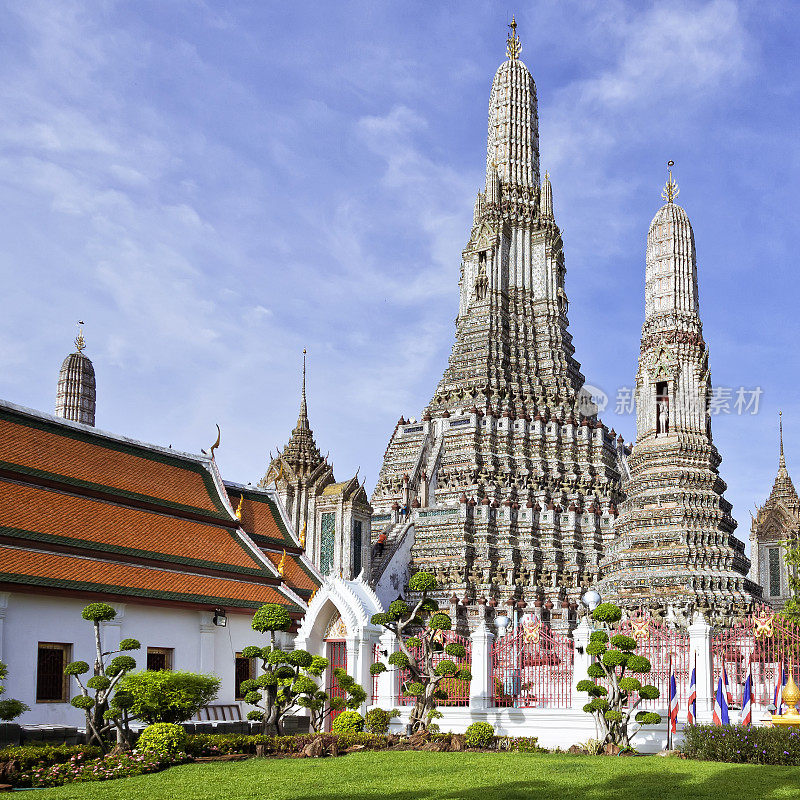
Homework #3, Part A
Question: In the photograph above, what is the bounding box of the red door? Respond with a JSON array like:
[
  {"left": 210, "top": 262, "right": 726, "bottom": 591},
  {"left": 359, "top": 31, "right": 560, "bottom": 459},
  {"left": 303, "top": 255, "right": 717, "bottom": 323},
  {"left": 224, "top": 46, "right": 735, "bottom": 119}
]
[{"left": 325, "top": 641, "right": 347, "bottom": 731}]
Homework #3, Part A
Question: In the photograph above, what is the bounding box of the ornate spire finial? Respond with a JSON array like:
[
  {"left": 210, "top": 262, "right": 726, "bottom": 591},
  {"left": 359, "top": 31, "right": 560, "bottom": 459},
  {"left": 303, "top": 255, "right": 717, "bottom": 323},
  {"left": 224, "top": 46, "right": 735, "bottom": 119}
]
[
  {"left": 506, "top": 16, "right": 521, "bottom": 60},
  {"left": 298, "top": 348, "right": 309, "bottom": 428},
  {"left": 661, "top": 160, "right": 679, "bottom": 203},
  {"left": 780, "top": 410, "right": 786, "bottom": 470},
  {"left": 74, "top": 320, "right": 86, "bottom": 353}
]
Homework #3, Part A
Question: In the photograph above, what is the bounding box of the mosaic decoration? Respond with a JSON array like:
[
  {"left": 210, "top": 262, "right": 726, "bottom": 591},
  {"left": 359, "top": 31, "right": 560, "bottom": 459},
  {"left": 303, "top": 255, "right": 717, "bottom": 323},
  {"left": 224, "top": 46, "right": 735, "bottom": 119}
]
[
  {"left": 320, "top": 512, "right": 335, "bottom": 576},
  {"left": 324, "top": 612, "right": 348, "bottom": 639}
]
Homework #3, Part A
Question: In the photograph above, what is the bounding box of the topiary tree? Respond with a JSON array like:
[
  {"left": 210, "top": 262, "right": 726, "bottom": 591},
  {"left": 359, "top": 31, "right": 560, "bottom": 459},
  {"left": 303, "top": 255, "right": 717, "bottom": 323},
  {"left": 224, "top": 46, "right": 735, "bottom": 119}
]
[
  {"left": 136, "top": 722, "right": 187, "bottom": 756},
  {"left": 364, "top": 707, "right": 401, "bottom": 734},
  {"left": 64, "top": 603, "right": 141, "bottom": 751},
  {"left": 117, "top": 671, "right": 219, "bottom": 724},
  {"left": 298, "top": 666, "right": 367, "bottom": 733},
  {"left": 0, "top": 661, "right": 28, "bottom": 723},
  {"left": 369, "top": 571, "right": 472, "bottom": 732},
  {"left": 577, "top": 602, "right": 661, "bottom": 749},
  {"left": 241, "top": 603, "right": 366, "bottom": 734}
]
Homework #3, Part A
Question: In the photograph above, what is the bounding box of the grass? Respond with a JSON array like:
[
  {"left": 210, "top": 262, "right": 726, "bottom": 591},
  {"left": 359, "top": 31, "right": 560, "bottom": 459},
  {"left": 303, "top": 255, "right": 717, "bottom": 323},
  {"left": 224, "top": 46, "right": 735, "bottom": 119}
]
[{"left": 34, "top": 751, "right": 800, "bottom": 800}]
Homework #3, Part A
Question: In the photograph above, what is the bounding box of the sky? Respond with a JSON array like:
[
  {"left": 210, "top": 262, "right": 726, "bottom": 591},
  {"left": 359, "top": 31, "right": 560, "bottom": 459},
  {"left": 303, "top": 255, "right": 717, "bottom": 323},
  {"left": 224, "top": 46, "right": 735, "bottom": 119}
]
[{"left": 1, "top": 0, "right": 798, "bottom": 548}]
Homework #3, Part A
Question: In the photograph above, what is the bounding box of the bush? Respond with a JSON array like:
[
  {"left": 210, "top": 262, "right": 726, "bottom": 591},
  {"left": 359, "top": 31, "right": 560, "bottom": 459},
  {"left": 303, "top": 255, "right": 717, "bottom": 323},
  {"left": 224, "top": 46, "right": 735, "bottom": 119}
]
[
  {"left": 0, "top": 699, "right": 29, "bottom": 721},
  {"left": 464, "top": 721, "right": 494, "bottom": 749},
  {"left": 364, "top": 708, "right": 400, "bottom": 734},
  {"left": 137, "top": 723, "right": 187, "bottom": 756},
  {"left": 118, "top": 670, "right": 220, "bottom": 724},
  {"left": 184, "top": 732, "right": 391, "bottom": 757},
  {"left": 331, "top": 711, "right": 364, "bottom": 734},
  {"left": 0, "top": 744, "right": 102, "bottom": 771},
  {"left": 683, "top": 724, "right": 800, "bottom": 765}
]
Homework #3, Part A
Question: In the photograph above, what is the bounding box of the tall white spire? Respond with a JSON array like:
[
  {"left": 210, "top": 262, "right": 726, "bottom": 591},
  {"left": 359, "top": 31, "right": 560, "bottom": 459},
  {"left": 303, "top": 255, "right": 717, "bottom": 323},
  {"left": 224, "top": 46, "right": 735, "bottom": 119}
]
[
  {"left": 55, "top": 322, "right": 96, "bottom": 426},
  {"left": 485, "top": 18, "right": 539, "bottom": 190}
]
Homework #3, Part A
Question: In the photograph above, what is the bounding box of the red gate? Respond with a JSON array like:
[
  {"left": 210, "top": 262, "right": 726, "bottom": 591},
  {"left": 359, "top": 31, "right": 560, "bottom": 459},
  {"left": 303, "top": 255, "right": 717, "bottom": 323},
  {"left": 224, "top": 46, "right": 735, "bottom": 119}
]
[
  {"left": 712, "top": 608, "right": 800, "bottom": 708},
  {"left": 325, "top": 640, "right": 347, "bottom": 729},
  {"left": 616, "top": 615, "right": 690, "bottom": 709},
  {"left": 491, "top": 618, "right": 574, "bottom": 708},
  {"left": 398, "top": 630, "right": 471, "bottom": 707}
]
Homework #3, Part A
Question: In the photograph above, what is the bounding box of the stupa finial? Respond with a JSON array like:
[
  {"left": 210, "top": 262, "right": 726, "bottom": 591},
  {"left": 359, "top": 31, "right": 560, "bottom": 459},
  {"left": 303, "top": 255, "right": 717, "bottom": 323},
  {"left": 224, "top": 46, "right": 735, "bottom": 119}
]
[
  {"left": 661, "top": 160, "right": 679, "bottom": 203},
  {"left": 506, "top": 16, "right": 521, "bottom": 60},
  {"left": 780, "top": 410, "right": 786, "bottom": 470},
  {"left": 74, "top": 320, "right": 86, "bottom": 353}
]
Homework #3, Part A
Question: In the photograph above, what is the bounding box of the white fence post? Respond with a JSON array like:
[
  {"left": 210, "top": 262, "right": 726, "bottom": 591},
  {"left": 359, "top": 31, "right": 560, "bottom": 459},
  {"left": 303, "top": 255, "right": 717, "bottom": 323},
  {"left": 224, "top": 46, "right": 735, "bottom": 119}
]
[
  {"left": 376, "top": 629, "right": 399, "bottom": 708},
  {"left": 689, "top": 616, "right": 714, "bottom": 721},
  {"left": 572, "top": 618, "right": 593, "bottom": 705},
  {"left": 469, "top": 620, "right": 495, "bottom": 710}
]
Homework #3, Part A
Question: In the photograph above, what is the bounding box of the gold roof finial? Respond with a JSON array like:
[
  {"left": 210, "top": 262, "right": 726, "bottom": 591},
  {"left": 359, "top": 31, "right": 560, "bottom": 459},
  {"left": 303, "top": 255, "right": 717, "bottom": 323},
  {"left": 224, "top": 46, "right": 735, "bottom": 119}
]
[
  {"left": 661, "top": 160, "right": 679, "bottom": 203},
  {"left": 299, "top": 521, "right": 307, "bottom": 548},
  {"left": 506, "top": 16, "right": 521, "bottom": 60},
  {"left": 277, "top": 549, "right": 286, "bottom": 578},
  {"left": 74, "top": 321, "right": 86, "bottom": 353},
  {"left": 235, "top": 492, "right": 245, "bottom": 521}
]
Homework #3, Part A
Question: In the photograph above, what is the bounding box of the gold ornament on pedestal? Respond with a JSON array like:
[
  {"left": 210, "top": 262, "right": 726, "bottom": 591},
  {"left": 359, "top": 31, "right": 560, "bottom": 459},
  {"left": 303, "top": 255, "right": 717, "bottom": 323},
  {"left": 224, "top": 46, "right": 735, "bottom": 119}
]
[{"left": 771, "top": 664, "right": 800, "bottom": 728}]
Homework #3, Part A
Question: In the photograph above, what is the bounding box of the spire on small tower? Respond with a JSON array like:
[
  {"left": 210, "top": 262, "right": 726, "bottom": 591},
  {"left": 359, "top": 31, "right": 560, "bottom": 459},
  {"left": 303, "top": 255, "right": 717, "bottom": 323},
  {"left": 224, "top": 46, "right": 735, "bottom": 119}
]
[
  {"left": 298, "top": 348, "right": 309, "bottom": 430},
  {"left": 540, "top": 171, "right": 553, "bottom": 218},
  {"left": 779, "top": 410, "right": 786, "bottom": 471},
  {"left": 506, "top": 16, "right": 521, "bottom": 60},
  {"left": 661, "top": 160, "right": 680, "bottom": 204},
  {"left": 55, "top": 321, "right": 96, "bottom": 427}
]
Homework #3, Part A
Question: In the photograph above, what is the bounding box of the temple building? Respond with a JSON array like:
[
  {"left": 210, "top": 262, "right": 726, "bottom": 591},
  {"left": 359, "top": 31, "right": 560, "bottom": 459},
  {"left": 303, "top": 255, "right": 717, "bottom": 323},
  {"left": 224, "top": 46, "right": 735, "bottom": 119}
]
[
  {"left": 370, "top": 22, "right": 627, "bottom": 620},
  {"left": 260, "top": 352, "right": 372, "bottom": 581},
  {"left": 750, "top": 414, "right": 799, "bottom": 609},
  {"left": 598, "top": 168, "right": 760, "bottom": 614}
]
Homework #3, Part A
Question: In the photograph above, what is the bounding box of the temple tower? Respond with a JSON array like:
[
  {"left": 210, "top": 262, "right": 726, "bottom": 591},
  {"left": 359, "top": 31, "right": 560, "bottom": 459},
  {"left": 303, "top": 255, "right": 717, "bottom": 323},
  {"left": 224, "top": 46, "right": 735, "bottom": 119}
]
[
  {"left": 750, "top": 413, "right": 799, "bottom": 608},
  {"left": 370, "top": 22, "right": 626, "bottom": 620},
  {"left": 55, "top": 325, "right": 96, "bottom": 426},
  {"left": 599, "top": 166, "right": 760, "bottom": 616},
  {"left": 260, "top": 351, "right": 372, "bottom": 580}
]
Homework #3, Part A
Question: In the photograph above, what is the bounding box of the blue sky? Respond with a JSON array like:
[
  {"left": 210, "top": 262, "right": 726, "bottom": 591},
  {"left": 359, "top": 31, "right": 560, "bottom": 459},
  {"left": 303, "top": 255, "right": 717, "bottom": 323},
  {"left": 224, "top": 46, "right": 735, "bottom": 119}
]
[{"left": 1, "top": 0, "right": 798, "bottom": 546}]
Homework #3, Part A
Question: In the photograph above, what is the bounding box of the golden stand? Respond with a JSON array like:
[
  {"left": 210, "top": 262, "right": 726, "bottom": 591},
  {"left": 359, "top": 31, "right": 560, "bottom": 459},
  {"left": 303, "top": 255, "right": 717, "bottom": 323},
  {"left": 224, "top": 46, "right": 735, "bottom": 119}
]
[{"left": 771, "top": 670, "right": 800, "bottom": 728}]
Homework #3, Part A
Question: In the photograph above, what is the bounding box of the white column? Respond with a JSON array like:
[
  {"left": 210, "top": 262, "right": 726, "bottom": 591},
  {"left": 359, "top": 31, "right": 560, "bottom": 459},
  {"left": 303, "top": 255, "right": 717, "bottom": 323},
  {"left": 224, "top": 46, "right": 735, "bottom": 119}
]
[
  {"left": 0, "top": 593, "right": 9, "bottom": 662},
  {"left": 469, "top": 621, "right": 495, "bottom": 710},
  {"left": 199, "top": 612, "right": 216, "bottom": 674},
  {"left": 571, "top": 618, "right": 593, "bottom": 704},
  {"left": 355, "top": 630, "right": 379, "bottom": 712},
  {"left": 376, "top": 629, "right": 399, "bottom": 707},
  {"left": 689, "top": 616, "right": 713, "bottom": 721}
]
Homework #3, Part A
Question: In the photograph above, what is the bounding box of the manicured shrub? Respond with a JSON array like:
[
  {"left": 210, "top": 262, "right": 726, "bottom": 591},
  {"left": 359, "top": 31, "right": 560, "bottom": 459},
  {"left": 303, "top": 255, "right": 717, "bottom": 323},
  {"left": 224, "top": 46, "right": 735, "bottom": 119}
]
[
  {"left": 118, "top": 671, "right": 219, "bottom": 724},
  {"left": 331, "top": 710, "right": 364, "bottom": 734},
  {"left": 252, "top": 603, "right": 291, "bottom": 632},
  {"left": 0, "top": 744, "right": 102, "bottom": 771},
  {"left": 364, "top": 708, "right": 400, "bottom": 734},
  {"left": 136, "top": 723, "right": 187, "bottom": 756},
  {"left": 683, "top": 724, "right": 800, "bottom": 765},
  {"left": 0, "top": 699, "right": 28, "bottom": 721},
  {"left": 464, "top": 721, "right": 494, "bottom": 749}
]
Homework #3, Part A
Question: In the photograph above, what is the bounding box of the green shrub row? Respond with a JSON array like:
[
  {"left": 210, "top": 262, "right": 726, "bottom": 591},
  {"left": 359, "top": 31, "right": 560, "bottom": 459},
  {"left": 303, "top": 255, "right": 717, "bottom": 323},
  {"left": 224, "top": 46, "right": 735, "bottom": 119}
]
[
  {"left": 184, "top": 731, "right": 392, "bottom": 756},
  {"left": 11, "top": 750, "right": 189, "bottom": 789},
  {"left": 0, "top": 744, "right": 102, "bottom": 771},
  {"left": 683, "top": 724, "right": 800, "bottom": 766}
]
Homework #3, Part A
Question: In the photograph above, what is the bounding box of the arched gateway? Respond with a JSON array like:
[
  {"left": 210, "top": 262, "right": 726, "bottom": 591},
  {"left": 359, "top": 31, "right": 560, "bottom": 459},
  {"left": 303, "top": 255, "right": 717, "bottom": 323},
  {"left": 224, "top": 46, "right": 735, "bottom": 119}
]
[{"left": 294, "top": 576, "right": 384, "bottom": 727}]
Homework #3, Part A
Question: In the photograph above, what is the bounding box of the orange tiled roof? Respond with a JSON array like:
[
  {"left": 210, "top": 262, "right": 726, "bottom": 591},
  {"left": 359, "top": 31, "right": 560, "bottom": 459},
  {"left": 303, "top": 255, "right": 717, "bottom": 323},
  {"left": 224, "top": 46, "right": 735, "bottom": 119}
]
[
  {"left": 262, "top": 549, "right": 318, "bottom": 594},
  {"left": 0, "top": 545, "right": 300, "bottom": 611},
  {"left": 0, "top": 410, "right": 228, "bottom": 520},
  {"left": 0, "top": 480, "right": 266, "bottom": 575},
  {"left": 230, "top": 490, "right": 294, "bottom": 548}
]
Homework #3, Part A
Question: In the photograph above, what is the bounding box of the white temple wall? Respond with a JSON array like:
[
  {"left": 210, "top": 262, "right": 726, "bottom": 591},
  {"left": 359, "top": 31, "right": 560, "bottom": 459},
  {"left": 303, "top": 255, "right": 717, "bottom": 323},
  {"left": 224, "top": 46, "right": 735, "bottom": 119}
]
[{"left": 5, "top": 591, "right": 276, "bottom": 728}]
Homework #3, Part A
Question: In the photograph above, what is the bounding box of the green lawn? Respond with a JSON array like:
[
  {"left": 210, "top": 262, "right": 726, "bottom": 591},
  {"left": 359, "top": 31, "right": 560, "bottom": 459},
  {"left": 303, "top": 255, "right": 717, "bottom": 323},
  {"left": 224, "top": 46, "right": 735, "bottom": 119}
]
[{"left": 35, "top": 751, "right": 800, "bottom": 800}]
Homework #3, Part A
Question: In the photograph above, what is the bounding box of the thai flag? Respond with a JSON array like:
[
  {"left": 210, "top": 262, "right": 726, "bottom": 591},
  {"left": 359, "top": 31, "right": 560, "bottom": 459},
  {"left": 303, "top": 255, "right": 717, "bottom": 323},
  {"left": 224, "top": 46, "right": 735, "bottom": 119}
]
[
  {"left": 774, "top": 661, "right": 787, "bottom": 714},
  {"left": 687, "top": 662, "right": 697, "bottom": 725},
  {"left": 712, "top": 677, "right": 729, "bottom": 725},
  {"left": 722, "top": 663, "right": 733, "bottom": 707},
  {"left": 668, "top": 671, "right": 678, "bottom": 733},
  {"left": 740, "top": 666, "right": 752, "bottom": 726}
]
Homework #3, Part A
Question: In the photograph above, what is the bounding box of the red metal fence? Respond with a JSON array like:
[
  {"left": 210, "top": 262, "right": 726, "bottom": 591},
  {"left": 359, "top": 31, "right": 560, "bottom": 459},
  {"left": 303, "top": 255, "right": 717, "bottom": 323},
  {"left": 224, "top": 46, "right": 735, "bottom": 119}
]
[
  {"left": 712, "top": 609, "right": 800, "bottom": 709},
  {"left": 491, "top": 618, "right": 574, "bottom": 708},
  {"left": 616, "top": 615, "right": 691, "bottom": 709},
  {"left": 399, "top": 630, "right": 472, "bottom": 707}
]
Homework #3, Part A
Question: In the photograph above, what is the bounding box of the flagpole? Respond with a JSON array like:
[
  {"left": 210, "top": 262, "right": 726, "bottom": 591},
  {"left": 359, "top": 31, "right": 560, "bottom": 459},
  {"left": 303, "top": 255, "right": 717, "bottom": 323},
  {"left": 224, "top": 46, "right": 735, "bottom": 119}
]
[{"left": 667, "top": 651, "right": 673, "bottom": 751}]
